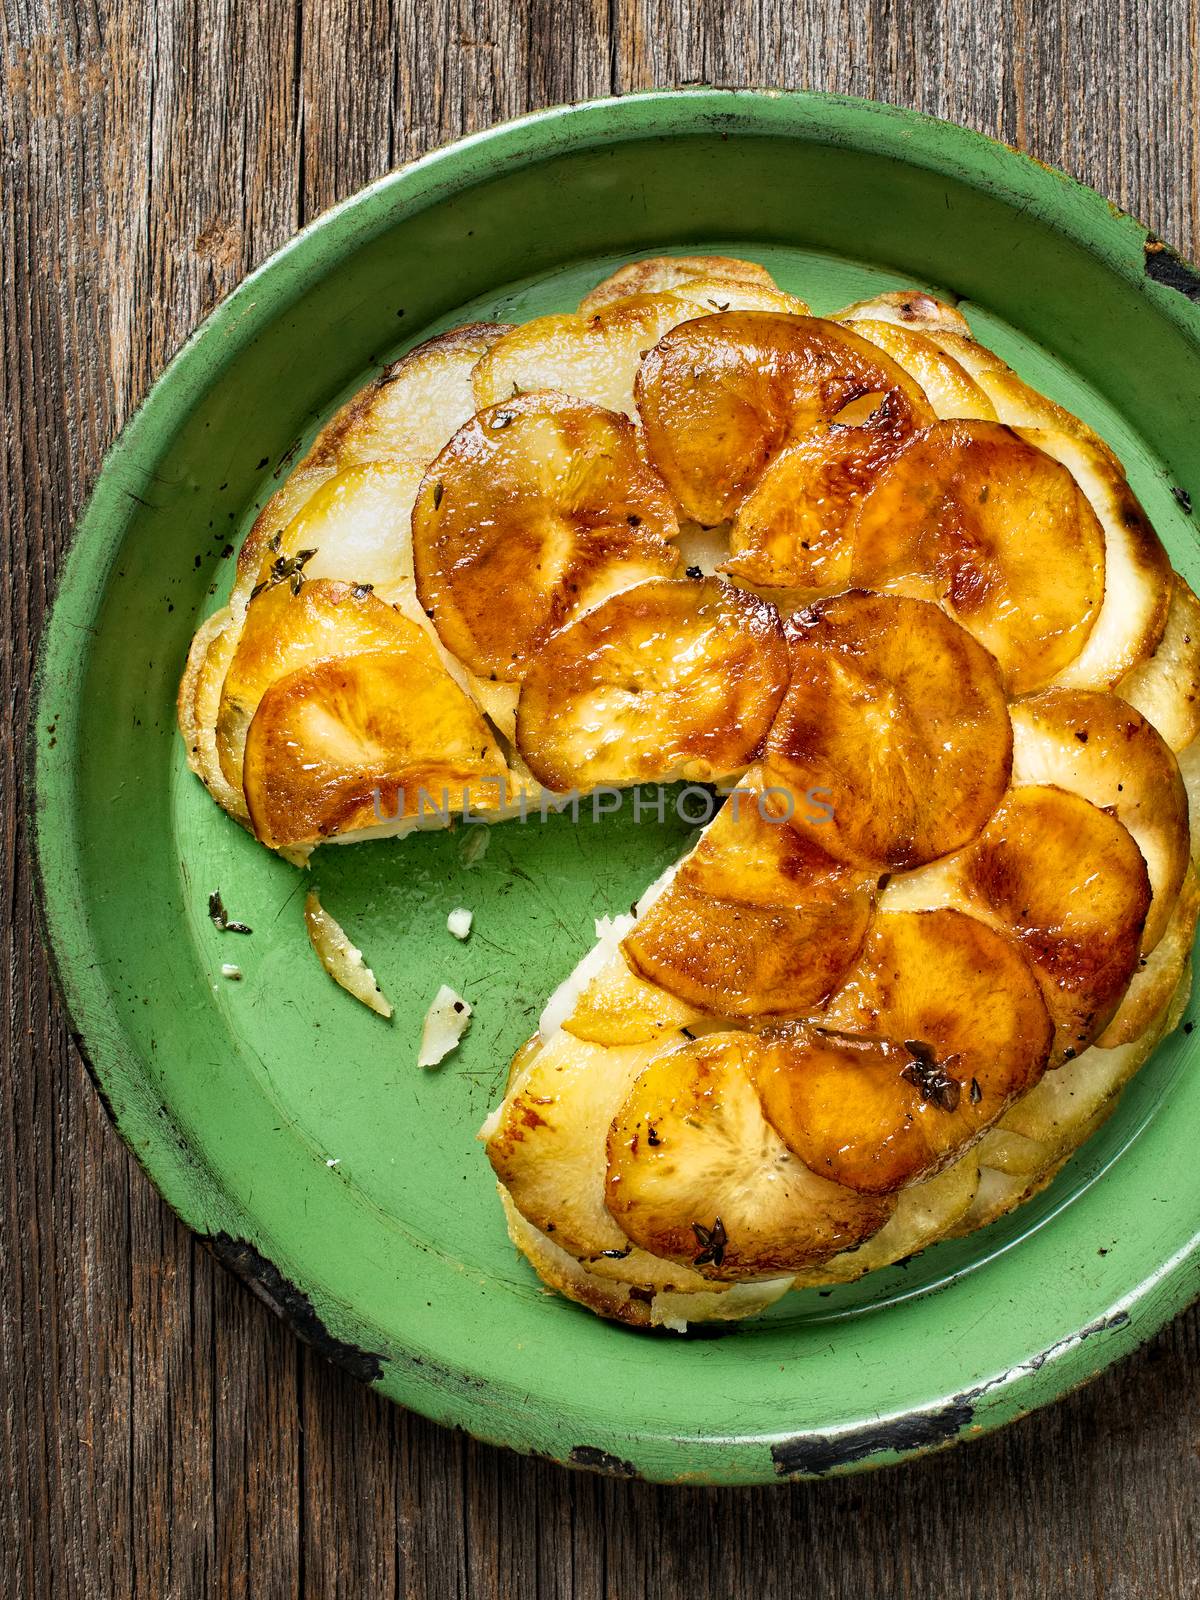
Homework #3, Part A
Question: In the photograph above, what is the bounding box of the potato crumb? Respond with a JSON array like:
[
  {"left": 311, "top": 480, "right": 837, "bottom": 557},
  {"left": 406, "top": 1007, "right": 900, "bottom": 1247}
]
[
  {"left": 419, "top": 984, "right": 472, "bottom": 1067},
  {"left": 447, "top": 907, "right": 473, "bottom": 940},
  {"left": 304, "top": 889, "right": 392, "bottom": 1018}
]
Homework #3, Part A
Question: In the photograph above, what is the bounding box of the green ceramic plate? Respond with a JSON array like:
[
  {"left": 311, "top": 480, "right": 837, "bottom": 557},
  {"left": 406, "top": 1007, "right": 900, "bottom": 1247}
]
[{"left": 31, "top": 90, "right": 1200, "bottom": 1485}]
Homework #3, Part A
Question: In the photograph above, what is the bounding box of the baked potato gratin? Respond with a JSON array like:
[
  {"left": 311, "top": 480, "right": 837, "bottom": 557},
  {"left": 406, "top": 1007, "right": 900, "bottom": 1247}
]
[{"left": 179, "top": 254, "right": 1200, "bottom": 1330}]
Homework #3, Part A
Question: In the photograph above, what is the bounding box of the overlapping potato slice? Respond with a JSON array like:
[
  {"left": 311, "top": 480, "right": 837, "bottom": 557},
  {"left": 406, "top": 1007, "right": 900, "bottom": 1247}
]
[
  {"left": 249, "top": 461, "right": 425, "bottom": 600},
  {"left": 1027, "top": 429, "right": 1172, "bottom": 689},
  {"left": 216, "top": 579, "right": 436, "bottom": 791},
  {"left": 476, "top": 269, "right": 809, "bottom": 419},
  {"left": 883, "top": 787, "right": 1151, "bottom": 1062},
  {"left": 791, "top": 1154, "right": 982, "bottom": 1287},
  {"left": 578, "top": 254, "right": 800, "bottom": 315},
  {"left": 1097, "top": 869, "right": 1200, "bottom": 1046},
  {"left": 833, "top": 290, "right": 975, "bottom": 340},
  {"left": 472, "top": 298, "right": 689, "bottom": 417},
  {"left": 751, "top": 1024, "right": 984, "bottom": 1194},
  {"left": 233, "top": 323, "right": 513, "bottom": 611},
  {"left": 996, "top": 962, "right": 1190, "bottom": 1153},
  {"left": 808, "top": 909, "right": 1053, "bottom": 1183},
  {"left": 836, "top": 314, "right": 996, "bottom": 422},
  {"left": 242, "top": 647, "right": 511, "bottom": 848},
  {"left": 621, "top": 785, "right": 876, "bottom": 1019},
  {"left": 560, "top": 945, "right": 704, "bottom": 1045},
  {"left": 763, "top": 590, "right": 1012, "bottom": 870},
  {"left": 514, "top": 576, "right": 788, "bottom": 789},
  {"left": 635, "top": 312, "right": 935, "bottom": 526},
  {"left": 499, "top": 1187, "right": 796, "bottom": 1331},
  {"left": 1117, "top": 571, "right": 1200, "bottom": 751},
  {"left": 1009, "top": 689, "right": 1188, "bottom": 952},
  {"left": 721, "top": 407, "right": 916, "bottom": 591},
  {"left": 483, "top": 1027, "right": 689, "bottom": 1260},
  {"left": 848, "top": 420, "right": 1106, "bottom": 693},
  {"left": 411, "top": 393, "right": 680, "bottom": 680},
  {"left": 604, "top": 1033, "right": 894, "bottom": 1280},
  {"left": 178, "top": 606, "right": 248, "bottom": 822}
]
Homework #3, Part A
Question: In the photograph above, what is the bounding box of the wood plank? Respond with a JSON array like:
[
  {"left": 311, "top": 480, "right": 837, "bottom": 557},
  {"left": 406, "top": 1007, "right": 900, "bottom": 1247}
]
[{"left": 2, "top": 2, "right": 1198, "bottom": 1596}]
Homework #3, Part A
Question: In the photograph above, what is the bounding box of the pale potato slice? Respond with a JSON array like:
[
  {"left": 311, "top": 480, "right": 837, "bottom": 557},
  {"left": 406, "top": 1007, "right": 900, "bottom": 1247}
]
[
  {"left": 605, "top": 1033, "right": 894, "bottom": 1280},
  {"left": 472, "top": 296, "right": 696, "bottom": 417},
  {"left": 1181, "top": 736, "right": 1200, "bottom": 866},
  {"left": 303, "top": 889, "right": 392, "bottom": 1018},
  {"left": 483, "top": 1028, "right": 688, "bottom": 1259},
  {"left": 883, "top": 787, "right": 1151, "bottom": 1062},
  {"left": 1117, "top": 572, "right": 1200, "bottom": 751},
  {"left": 849, "top": 420, "right": 1106, "bottom": 693},
  {"left": 995, "top": 965, "right": 1187, "bottom": 1149},
  {"left": 1010, "top": 689, "right": 1188, "bottom": 951},
  {"left": 233, "top": 323, "right": 512, "bottom": 612},
  {"left": 216, "top": 579, "right": 437, "bottom": 790},
  {"left": 514, "top": 576, "right": 788, "bottom": 790},
  {"left": 1021, "top": 428, "right": 1171, "bottom": 690},
  {"left": 499, "top": 1187, "right": 795, "bottom": 1330},
  {"left": 832, "top": 290, "right": 975, "bottom": 339},
  {"left": 1098, "top": 870, "right": 1200, "bottom": 1046},
  {"left": 635, "top": 311, "right": 935, "bottom": 525},
  {"left": 561, "top": 945, "right": 704, "bottom": 1046},
  {"left": 721, "top": 414, "right": 914, "bottom": 591},
  {"left": 836, "top": 315, "right": 996, "bottom": 421},
  {"left": 411, "top": 393, "right": 679, "bottom": 681},
  {"left": 791, "top": 1153, "right": 981, "bottom": 1286},
  {"left": 622, "top": 785, "right": 876, "bottom": 1019},
  {"left": 242, "top": 647, "right": 511, "bottom": 849},
  {"left": 819, "top": 902, "right": 1049, "bottom": 1152},
  {"left": 177, "top": 606, "right": 249, "bottom": 824},
  {"left": 763, "top": 591, "right": 1012, "bottom": 870},
  {"left": 249, "top": 461, "right": 424, "bottom": 601},
  {"left": 579, "top": 254, "right": 787, "bottom": 314}
]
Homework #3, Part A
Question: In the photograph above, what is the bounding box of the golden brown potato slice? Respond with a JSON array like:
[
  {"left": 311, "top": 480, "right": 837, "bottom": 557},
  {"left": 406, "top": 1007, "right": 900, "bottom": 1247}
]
[
  {"left": 752, "top": 1024, "right": 987, "bottom": 1194},
  {"left": 232, "top": 323, "right": 513, "bottom": 612},
  {"left": 635, "top": 311, "right": 935, "bottom": 526},
  {"left": 514, "top": 576, "right": 789, "bottom": 790},
  {"left": 763, "top": 590, "right": 1012, "bottom": 870},
  {"left": 216, "top": 579, "right": 436, "bottom": 791},
  {"left": 578, "top": 254, "right": 789, "bottom": 314},
  {"left": 1010, "top": 688, "right": 1188, "bottom": 952},
  {"left": 1117, "top": 571, "right": 1200, "bottom": 752},
  {"left": 814, "top": 908, "right": 1053, "bottom": 1177},
  {"left": 622, "top": 785, "right": 876, "bottom": 1019},
  {"left": 883, "top": 787, "right": 1151, "bottom": 1062},
  {"left": 835, "top": 315, "right": 996, "bottom": 421},
  {"left": 242, "top": 647, "right": 511, "bottom": 848},
  {"left": 411, "top": 393, "right": 679, "bottom": 680},
  {"left": 605, "top": 1033, "right": 894, "bottom": 1280},
  {"left": 483, "top": 1028, "right": 688, "bottom": 1260},
  {"left": 849, "top": 419, "right": 1106, "bottom": 693},
  {"left": 721, "top": 411, "right": 915, "bottom": 591},
  {"left": 560, "top": 946, "right": 704, "bottom": 1046}
]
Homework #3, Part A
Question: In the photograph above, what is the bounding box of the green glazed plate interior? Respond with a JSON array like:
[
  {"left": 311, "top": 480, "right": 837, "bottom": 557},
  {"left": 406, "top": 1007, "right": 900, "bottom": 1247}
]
[{"left": 31, "top": 91, "right": 1200, "bottom": 1485}]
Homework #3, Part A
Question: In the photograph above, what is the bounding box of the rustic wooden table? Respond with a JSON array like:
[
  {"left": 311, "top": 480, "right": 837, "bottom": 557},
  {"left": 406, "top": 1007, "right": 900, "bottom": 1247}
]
[{"left": 5, "top": 3, "right": 1200, "bottom": 1595}]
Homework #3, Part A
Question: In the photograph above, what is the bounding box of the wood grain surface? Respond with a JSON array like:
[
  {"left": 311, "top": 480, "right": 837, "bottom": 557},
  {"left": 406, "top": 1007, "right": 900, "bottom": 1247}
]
[{"left": 4, "top": 2, "right": 1200, "bottom": 1595}]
